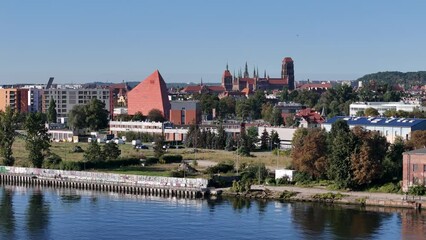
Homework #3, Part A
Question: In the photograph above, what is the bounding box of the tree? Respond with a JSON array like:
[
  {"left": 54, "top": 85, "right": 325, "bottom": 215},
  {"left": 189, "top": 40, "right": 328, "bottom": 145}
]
[
  {"left": 291, "top": 128, "right": 328, "bottom": 179},
  {"left": 132, "top": 111, "right": 145, "bottom": 121},
  {"left": 407, "top": 130, "right": 426, "bottom": 149},
  {"left": 327, "top": 120, "right": 354, "bottom": 189},
  {"left": 236, "top": 99, "right": 252, "bottom": 120},
  {"left": 225, "top": 134, "right": 235, "bottom": 151},
  {"left": 68, "top": 105, "right": 87, "bottom": 131},
  {"left": 147, "top": 108, "right": 165, "bottom": 122},
  {"left": 364, "top": 107, "right": 379, "bottom": 117},
  {"left": 271, "top": 107, "right": 284, "bottom": 126},
  {"left": 24, "top": 113, "right": 51, "bottom": 168},
  {"left": 84, "top": 141, "right": 104, "bottom": 162},
  {"left": 85, "top": 98, "right": 109, "bottom": 131},
  {"left": 68, "top": 99, "right": 109, "bottom": 131},
  {"left": 237, "top": 131, "right": 252, "bottom": 156},
  {"left": 382, "top": 137, "right": 405, "bottom": 182},
  {"left": 270, "top": 130, "right": 280, "bottom": 150},
  {"left": 350, "top": 127, "right": 388, "bottom": 187},
  {"left": 0, "top": 107, "right": 18, "bottom": 166},
  {"left": 261, "top": 103, "right": 273, "bottom": 123},
  {"left": 153, "top": 135, "right": 165, "bottom": 158},
  {"left": 215, "top": 125, "right": 227, "bottom": 149},
  {"left": 47, "top": 97, "right": 57, "bottom": 123},
  {"left": 246, "top": 126, "right": 259, "bottom": 151},
  {"left": 218, "top": 97, "right": 236, "bottom": 119},
  {"left": 260, "top": 128, "right": 270, "bottom": 150},
  {"left": 103, "top": 142, "right": 121, "bottom": 161}
]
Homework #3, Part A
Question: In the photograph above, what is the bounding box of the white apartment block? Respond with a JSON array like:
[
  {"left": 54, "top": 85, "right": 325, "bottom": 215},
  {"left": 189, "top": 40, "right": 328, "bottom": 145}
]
[
  {"left": 43, "top": 88, "right": 110, "bottom": 120},
  {"left": 349, "top": 101, "right": 426, "bottom": 116}
]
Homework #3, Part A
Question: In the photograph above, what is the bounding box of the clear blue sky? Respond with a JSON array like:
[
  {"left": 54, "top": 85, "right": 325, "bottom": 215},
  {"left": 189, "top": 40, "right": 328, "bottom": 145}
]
[{"left": 1, "top": 0, "right": 426, "bottom": 84}]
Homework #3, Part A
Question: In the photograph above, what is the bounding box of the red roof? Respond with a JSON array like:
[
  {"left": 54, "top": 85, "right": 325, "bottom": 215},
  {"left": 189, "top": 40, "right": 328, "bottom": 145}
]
[
  {"left": 239, "top": 77, "right": 255, "bottom": 83},
  {"left": 268, "top": 78, "right": 288, "bottom": 85},
  {"left": 295, "top": 108, "right": 324, "bottom": 124},
  {"left": 208, "top": 86, "right": 226, "bottom": 93},
  {"left": 241, "top": 87, "right": 253, "bottom": 96},
  {"left": 181, "top": 85, "right": 202, "bottom": 93}
]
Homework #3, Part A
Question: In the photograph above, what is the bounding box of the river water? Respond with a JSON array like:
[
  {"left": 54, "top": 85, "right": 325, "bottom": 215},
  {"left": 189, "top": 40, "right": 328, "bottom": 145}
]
[{"left": 0, "top": 185, "right": 425, "bottom": 240}]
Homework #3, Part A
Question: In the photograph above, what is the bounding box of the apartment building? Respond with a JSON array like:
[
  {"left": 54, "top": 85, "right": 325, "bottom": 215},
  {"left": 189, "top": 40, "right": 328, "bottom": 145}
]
[
  {"left": 42, "top": 88, "right": 110, "bottom": 121},
  {"left": 0, "top": 88, "right": 29, "bottom": 113}
]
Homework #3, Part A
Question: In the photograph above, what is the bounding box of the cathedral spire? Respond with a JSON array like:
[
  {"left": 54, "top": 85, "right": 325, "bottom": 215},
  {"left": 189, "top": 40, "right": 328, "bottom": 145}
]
[
  {"left": 243, "top": 62, "right": 249, "bottom": 78},
  {"left": 264, "top": 70, "right": 266, "bottom": 78},
  {"left": 253, "top": 66, "right": 256, "bottom": 78},
  {"left": 200, "top": 78, "right": 203, "bottom": 86},
  {"left": 226, "top": 62, "right": 229, "bottom": 71}
]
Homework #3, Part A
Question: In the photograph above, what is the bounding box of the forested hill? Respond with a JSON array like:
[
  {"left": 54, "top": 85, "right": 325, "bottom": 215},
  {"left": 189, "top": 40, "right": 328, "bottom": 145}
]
[{"left": 357, "top": 71, "right": 426, "bottom": 86}]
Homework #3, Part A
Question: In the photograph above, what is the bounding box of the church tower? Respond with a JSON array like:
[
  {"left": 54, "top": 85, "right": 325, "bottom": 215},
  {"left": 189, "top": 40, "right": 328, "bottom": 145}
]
[
  {"left": 281, "top": 57, "right": 295, "bottom": 90},
  {"left": 221, "top": 63, "right": 233, "bottom": 91}
]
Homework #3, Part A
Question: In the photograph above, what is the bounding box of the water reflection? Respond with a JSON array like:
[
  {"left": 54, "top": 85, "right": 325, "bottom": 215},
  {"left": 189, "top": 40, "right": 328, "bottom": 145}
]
[
  {"left": 291, "top": 203, "right": 391, "bottom": 239},
  {"left": 26, "top": 188, "right": 50, "bottom": 239},
  {"left": 0, "top": 188, "right": 15, "bottom": 239}
]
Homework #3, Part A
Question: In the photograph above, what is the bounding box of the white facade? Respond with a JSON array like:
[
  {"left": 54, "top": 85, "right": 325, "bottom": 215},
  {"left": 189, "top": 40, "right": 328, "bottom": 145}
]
[
  {"left": 275, "top": 169, "right": 296, "bottom": 181},
  {"left": 258, "top": 127, "right": 297, "bottom": 149},
  {"left": 349, "top": 101, "right": 426, "bottom": 116},
  {"left": 43, "top": 88, "right": 110, "bottom": 119}
]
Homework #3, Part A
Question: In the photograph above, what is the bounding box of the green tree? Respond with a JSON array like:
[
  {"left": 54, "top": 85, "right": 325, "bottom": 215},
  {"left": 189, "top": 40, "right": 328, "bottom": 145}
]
[
  {"left": 0, "top": 107, "right": 18, "bottom": 166},
  {"left": 364, "top": 107, "right": 380, "bottom": 116},
  {"left": 270, "top": 130, "right": 280, "bottom": 150},
  {"left": 102, "top": 142, "right": 121, "bottom": 161},
  {"left": 147, "top": 108, "right": 166, "bottom": 122},
  {"left": 84, "top": 141, "right": 104, "bottom": 162},
  {"left": 271, "top": 107, "right": 284, "bottom": 126},
  {"left": 24, "top": 113, "right": 51, "bottom": 168},
  {"left": 218, "top": 97, "right": 236, "bottom": 119},
  {"left": 261, "top": 103, "right": 273, "bottom": 123},
  {"left": 246, "top": 126, "right": 259, "bottom": 151},
  {"left": 237, "top": 131, "right": 251, "bottom": 156},
  {"left": 225, "top": 134, "right": 235, "bottom": 151},
  {"left": 153, "top": 135, "right": 165, "bottom": 158},
  {"left": 407, "top": 130, "right": 426, "bottom": 149},
  {"left": 132, "top": 111, "right": 145, "bottom": 121},
  {"left": 382, "top": 137, "right": 405, "bottom": 182},
  {"left": 68, "top": 105, "right": 87, "bottom": 131},
  {"left": 85, "top": 98, "right": 109, "bottom": 131},
  {"left": 260, "top": 128, "right": 270, "bottom": 151},
  {"left": 215, "top": 125, "right": 227, "bottom": 149},
  {"left": 47, "top": 97, "right": 57, "bottom": 123},
  {"left": 236, "top": 99, "right": 252, "bottom": 120},
  {"left": 327, "top": 120, "right": 354, "bottom": 189}
]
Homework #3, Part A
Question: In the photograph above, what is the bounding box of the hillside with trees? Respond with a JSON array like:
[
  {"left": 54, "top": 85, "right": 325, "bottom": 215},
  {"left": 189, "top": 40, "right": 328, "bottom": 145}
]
[{"left": 357, "top": 71, "right": 426, "bottom": 87}]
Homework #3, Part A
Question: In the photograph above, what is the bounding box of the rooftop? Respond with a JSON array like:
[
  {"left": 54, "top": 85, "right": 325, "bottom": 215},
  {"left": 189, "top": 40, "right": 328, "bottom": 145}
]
[
  {"left": 404, "top": 148, "right": 426, "bottom": 155},
  {"left": 324, "top": 116, "right": 426, "bottom": 127}
]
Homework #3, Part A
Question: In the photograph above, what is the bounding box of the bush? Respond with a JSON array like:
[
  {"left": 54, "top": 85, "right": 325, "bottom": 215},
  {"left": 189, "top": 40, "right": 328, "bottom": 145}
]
[
  {"left": 145, "top": 157, "right": 159, "bottom": 165},
  {"left": 367, "top": 182, "right": 401, "bottom": 193},
  {"left": 293, "top": 172, "right": 313, "bottom": 185},
  {"left": 408, "top": 185, "right": 426, "bottom": 196},
  {"left": 276, "top": 176, "right": 291, "bottom": 185},
  {"left": 159, "top": 155, "right": 183, "bottom": 164},
  {"left": 311, "top": 192, "right": 346, "bottom": 201},
  {"left": 59, "top": 161, "right": 82, "bottom": 171},
  {"left": 206, "top": 161, "right": 235, "bottom": 174}
]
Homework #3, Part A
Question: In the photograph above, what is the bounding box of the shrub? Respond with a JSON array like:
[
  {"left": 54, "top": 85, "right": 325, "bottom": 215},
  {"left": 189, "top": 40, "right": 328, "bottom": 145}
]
[
  {"left": 279, "top": 190, "right": 298, "bottom": 200},
  {"left": 145, "top": 157, "right": 159, "bottom": 165},
  {"left": 59, "top": 161, "right": 82, "bottom": 171},
  {"left": 293, "top": 172, "right": 313, "bottom": 185},
  {"left": 311, "top": 192, "right": 346, "bottom": 201},
  {"left": 43, "top": 153, "right": 63, "bottom": 169},
  {"left": 408, "top": 185, "right": 426, "bottom": 196},
  {"left": 276, "top": 176, "right": 291, "bottom": 185},
  {"left": 206, "top": 161, "right": 235, "bottom": 174},
  {"left": 159, "top": 155, "right": 183, "bottom": 164}
]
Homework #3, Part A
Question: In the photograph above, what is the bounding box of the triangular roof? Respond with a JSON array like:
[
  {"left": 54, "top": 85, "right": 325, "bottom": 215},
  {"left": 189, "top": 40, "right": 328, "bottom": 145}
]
[{"left": 127, "top": 70, "right": 171, "bottom": 118}]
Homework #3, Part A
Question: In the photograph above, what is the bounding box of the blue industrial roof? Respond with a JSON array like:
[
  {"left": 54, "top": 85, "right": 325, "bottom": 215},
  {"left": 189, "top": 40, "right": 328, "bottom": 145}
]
[{"left": 324, "top": 116, "right": 426, "bottom": 128}]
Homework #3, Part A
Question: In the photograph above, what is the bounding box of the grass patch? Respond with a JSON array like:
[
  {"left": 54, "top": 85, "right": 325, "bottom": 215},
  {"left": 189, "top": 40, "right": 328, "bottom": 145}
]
[
  {"left": 279, "top": 190, "right": 298, "bottom": 200},
  {"left": 366, "top": 182, "right": 401, "bottom": 194},
  {"left": 311, "top": 192, "right": 347, "bottom": 201}
]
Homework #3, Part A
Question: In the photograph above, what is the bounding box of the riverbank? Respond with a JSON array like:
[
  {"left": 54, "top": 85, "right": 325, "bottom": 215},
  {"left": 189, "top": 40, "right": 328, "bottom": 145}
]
[{"left": 222, "top": 185, "right": 426, "bottom": 210}]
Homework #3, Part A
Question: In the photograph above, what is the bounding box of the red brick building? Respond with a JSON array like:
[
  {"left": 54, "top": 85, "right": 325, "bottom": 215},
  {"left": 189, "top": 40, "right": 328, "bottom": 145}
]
[
  {"left": 169, "top": 101, "right": 201, "bottom": 125},
  {"left": 127, "top": 70, "right": 171, "bottom": 119},
  {"left": 402, "top": 148, "right": 426, "bottom": 191}
]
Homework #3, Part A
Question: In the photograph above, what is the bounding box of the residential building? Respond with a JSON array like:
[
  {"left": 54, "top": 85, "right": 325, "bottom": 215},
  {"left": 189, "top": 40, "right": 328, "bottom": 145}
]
[
  {"left": 349, "top": 101, "right": 426, "bottom": 116},
  {"left": 127, "top": 70, "right": 171, "bottom": 119},
  {"left": 0, "top": 88, "right": 29, "bottom": 113},
  {"left": 169, "top": 101, "right": 201, "bottom": 125},
  {"left": 295, "top": 108, "right": 325, "bottom": 128},
  {"left": 402, "top": 148, "right": 426, "bottom": 191},
  {"left": 42, "top": 87, "right": 110, "bottom": 121},
  {"left": 322, "top": 116, "right": 426, "bottom": 143}
]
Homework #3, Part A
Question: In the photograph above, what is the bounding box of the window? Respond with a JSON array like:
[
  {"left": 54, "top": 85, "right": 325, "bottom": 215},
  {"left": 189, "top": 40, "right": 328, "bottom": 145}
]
[
  {"left": 413, "top": 164, "right": 418, "bottom": 172},
  {"left": 424, "top": 165, "right": 426, "bottom": 172},
  {"left": 181, "top": 108, "right": 186, "bottom": 125}
]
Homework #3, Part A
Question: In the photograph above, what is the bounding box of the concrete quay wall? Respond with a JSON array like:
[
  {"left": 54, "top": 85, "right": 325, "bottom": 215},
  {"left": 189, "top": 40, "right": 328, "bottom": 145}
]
[{"left": 0, "top": 166, "right": 208, "bottom": 198}]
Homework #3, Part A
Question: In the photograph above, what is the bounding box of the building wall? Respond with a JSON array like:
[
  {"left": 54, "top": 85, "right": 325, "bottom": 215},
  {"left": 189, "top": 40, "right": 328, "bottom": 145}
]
[
  {"left": 0, "top": 88, "right": 29, "bottom": 113},
  {"left": 402, "top": 152, "right": 426, "bottom": 191},
  {"left": 43, "top": 88, "right": 110, "bottom": 120},
  {"left": 349, "top": 102, "right": 426, "bottom": 116}
]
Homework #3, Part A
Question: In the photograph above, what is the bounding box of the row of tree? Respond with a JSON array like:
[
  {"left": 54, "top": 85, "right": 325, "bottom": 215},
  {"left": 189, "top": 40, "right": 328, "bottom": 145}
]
[
  {"left": 0, "top": 108, "right": 50, "bottom": 167},
  {"left": 291, "top": 120, "right": 409, "bottom": 189}
]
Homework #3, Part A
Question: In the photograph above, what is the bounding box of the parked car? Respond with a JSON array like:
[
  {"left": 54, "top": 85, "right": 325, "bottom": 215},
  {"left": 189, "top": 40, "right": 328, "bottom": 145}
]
[{"left": 135, "top": 144, "right": 149, "bottom": 149}]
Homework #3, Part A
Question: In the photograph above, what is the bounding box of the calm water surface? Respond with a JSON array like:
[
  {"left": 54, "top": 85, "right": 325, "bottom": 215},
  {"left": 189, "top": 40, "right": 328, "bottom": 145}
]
[{"left": 0, "top": 185, "right": 425, "bottom": 240}]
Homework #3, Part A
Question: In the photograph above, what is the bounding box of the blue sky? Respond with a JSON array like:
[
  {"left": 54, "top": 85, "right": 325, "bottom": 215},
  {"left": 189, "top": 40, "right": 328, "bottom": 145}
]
[{"left": 1, "top": 0, "right": 426, "bottom": 84}]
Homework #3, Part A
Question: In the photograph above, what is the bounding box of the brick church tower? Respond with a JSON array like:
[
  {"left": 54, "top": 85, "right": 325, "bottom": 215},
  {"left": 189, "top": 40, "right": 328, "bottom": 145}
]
[
  {"left": 281, "top": 57, "right": 295, "bottom": 90},
  {"left": 221, "top": 63, "right": 233, "bottom": 91},
  {"left": 127, "top": 70, "right": 171, "bottom": 119}
]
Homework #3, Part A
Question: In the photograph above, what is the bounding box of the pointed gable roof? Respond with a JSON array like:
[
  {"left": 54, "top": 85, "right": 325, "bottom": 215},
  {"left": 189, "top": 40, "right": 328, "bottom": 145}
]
[{"left": 127, "top": 70, "right": 171, "bottom": 118}]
